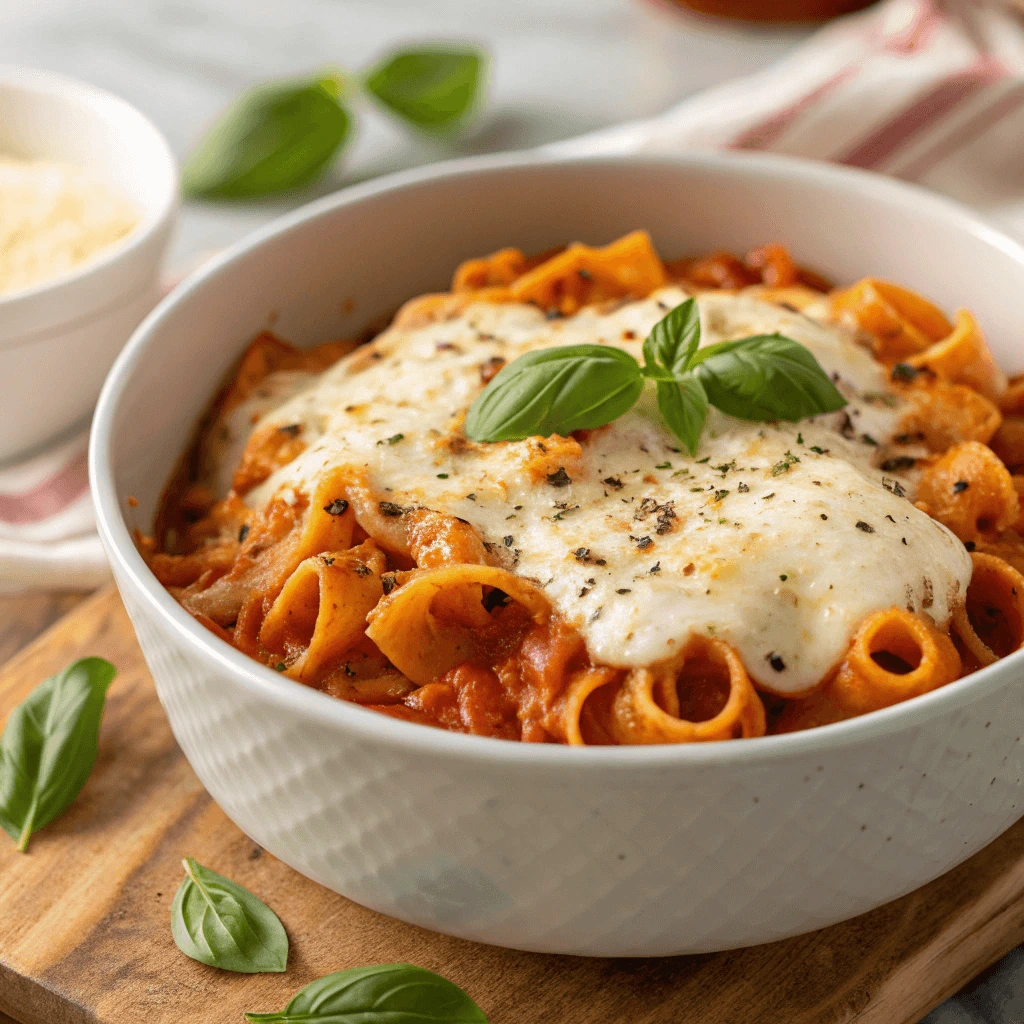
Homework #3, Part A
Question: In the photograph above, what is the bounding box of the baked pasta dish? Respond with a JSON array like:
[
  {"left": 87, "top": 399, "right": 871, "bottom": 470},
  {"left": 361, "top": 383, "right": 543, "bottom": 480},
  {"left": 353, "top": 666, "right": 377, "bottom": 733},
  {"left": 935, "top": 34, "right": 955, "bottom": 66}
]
[{"left": 142, "top": 232, "right": 1024, "bottom": 744}]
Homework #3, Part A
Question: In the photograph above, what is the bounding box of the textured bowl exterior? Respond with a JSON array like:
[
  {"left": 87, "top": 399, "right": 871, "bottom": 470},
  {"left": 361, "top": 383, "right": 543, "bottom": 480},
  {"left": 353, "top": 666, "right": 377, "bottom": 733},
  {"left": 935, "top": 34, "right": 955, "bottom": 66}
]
[
  {"left": 0, "top": 279, "right": 164, "bottom": 459},
  {"left": 92, "top": 152, "right": 1024, "bottom": 956},
  {"left": 116, "top": 565, "right": 1024, "bottom": 955}
]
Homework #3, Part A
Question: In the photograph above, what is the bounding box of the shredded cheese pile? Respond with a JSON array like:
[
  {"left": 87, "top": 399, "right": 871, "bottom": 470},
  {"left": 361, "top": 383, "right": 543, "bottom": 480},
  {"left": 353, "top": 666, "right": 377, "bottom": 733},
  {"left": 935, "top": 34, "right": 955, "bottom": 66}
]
[{"left": 0, "top": 156, "right": 138, "bottom": 296}]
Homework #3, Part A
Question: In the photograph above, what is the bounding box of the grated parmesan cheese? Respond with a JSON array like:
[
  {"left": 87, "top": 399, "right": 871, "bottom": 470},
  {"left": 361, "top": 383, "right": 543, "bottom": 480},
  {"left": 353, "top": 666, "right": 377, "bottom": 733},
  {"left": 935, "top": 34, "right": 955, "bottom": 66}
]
[{"left": 0, "top": 156, "right": 139, "bottom": 296}]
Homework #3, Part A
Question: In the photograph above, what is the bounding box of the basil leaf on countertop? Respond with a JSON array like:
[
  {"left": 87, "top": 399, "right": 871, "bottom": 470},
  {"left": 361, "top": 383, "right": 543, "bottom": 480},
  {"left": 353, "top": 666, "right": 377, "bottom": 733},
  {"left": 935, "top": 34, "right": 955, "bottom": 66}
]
[
  {"left": 364, "top": 46, "right": 484, "bottom": 132},
  {"left": 0, "top": 657, "right": 116, "bottom": 852},
  {"left": 464, "top": 344, "right": 643, "bottom": 442},
  {"left": 642, "top": 295, "right": 701, "bottom": 380},
  {"left": 171, "top": 857, "right": 288, "bottom": 973},
  {"left": 181, "top": 75, "right": 351, "bottom": 199},
  {"left": 693, "top": 333, "right": 847, "bottom": 422},
  {"left": 245, "top": 963, "right": 489, "bottom": 1023},
  {"left": 657, "top": 375, "right": 708, "bottom": 456}
]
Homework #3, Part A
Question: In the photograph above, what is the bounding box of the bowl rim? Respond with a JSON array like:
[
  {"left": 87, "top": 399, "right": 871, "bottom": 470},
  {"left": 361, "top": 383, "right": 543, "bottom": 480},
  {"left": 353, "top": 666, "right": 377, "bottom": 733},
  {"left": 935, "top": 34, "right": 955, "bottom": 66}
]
[
  {"left": 90, "top": 147, "right": 1024, "bottom": 772},
  {"left": 0, "top": 64, "right": 179, "bottom": 314}
]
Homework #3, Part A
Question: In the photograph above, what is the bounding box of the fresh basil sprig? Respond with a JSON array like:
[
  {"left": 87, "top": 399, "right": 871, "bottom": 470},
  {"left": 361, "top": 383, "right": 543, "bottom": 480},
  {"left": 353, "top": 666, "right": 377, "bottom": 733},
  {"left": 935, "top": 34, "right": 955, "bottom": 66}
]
[
  {"left": 464, "top": 297, "right": 846, "bottom": 454},
  {"left": 170, "top": 857, "right": 288, "bottom": 973},
  {"left": 183, "top": 45, "right": 484, "bottom": 199},
  {"left": 245, "top": 963, "right": 488, "bottom": 1023},
  {"left": 0, "top": 657, "right": 115, "bottom": 852}
]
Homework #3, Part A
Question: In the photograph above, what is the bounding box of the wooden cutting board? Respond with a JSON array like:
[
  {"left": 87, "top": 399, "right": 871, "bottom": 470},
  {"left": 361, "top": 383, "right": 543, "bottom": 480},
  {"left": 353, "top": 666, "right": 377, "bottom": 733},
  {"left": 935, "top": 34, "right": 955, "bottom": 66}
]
[{"left": 2, "top": 588, "right": 1024, "bottom": 1024}]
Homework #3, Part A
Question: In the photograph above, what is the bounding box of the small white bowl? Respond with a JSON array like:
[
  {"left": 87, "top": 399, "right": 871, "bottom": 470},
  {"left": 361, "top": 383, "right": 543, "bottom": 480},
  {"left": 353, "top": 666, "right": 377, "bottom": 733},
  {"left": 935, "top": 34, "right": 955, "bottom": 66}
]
[
  {"left": 0, "top": 66, "right": 177, "bottom": 462},
  {"left": 91, "top": 152, "right": 1024, "bottom": 956}
]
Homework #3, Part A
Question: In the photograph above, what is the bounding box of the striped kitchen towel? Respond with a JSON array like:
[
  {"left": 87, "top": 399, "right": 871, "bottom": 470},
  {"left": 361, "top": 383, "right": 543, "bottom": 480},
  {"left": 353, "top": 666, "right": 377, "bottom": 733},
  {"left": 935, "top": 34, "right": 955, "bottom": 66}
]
[
  {"left": 559, "top": 0, "right": 1024, "bottom": 237},
  {"left": 2, "top": 0, "right": 1023, "bottom": 594},
  {"left": 0, "top": 261, "right": 211, "bottom": 594},
  {"left": 0, "top": 428, "right": 104, "bottom": 594}
]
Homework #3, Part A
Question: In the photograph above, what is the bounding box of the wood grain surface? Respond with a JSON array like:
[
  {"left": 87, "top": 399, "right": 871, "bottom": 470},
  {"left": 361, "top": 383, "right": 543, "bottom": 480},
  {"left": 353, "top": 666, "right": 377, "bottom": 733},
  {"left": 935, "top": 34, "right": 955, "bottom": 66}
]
[
  {"left": 0, "top": 592, "right": 85, "bottom": 666},
  {"left": 1, "top": 587, "right": 1024, "bottom": 1024}
]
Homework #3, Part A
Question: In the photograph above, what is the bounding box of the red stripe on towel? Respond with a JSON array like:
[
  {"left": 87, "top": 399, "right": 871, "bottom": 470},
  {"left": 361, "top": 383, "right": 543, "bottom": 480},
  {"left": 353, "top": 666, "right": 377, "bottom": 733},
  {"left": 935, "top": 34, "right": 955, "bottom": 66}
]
[
  {"left": 897, "top": 82, "right": 1024, "bottom": 181},
  {"left": 0, "top": 449, "right": 90, "bottom": 525},
  {"left": 729, "top": 66, "right": 859, "bottom": 151},
  {"left": 838, "top": 57, "right": 1008, "bottom": 169}
]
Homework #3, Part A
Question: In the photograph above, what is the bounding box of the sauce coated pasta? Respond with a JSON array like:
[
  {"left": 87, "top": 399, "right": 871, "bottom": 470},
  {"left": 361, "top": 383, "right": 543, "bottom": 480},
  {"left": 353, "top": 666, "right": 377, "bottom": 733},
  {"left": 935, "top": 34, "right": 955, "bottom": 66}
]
[{"left": 142, "top": 234, "right": 1024, "bottom": 744}]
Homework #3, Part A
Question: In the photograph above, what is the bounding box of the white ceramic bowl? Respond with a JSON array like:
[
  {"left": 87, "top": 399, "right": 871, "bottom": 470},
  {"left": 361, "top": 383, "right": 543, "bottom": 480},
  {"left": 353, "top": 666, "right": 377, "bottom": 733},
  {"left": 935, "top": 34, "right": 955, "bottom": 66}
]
[
  {"left": 90, "top": 152, "right": 1024, "bottom": 957},
  {"left": 0, "top": 66, "right": 177, "bottom": 461}
]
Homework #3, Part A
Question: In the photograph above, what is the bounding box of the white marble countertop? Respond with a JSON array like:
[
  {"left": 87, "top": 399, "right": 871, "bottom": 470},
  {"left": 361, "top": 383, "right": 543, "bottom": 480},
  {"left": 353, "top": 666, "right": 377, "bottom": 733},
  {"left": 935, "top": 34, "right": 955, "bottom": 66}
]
[{"left": 0, "top": 1, "right": 1019, "bottom": 1021}]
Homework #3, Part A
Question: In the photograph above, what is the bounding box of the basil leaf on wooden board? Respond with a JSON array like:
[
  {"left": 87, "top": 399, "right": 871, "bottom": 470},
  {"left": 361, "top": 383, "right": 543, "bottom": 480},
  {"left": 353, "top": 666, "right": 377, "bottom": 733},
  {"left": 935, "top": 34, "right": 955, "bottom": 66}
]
[
  {"left": 182, "top": 76, "right": 351, "bottom": 199},
  {"left": 245, "top": 963, "right": 488, "bottom": 1023},
  {"left": 464, "top": 344, "right": 643, "bottom": 442},
  {"left": 170, "top": 857, "right": 288, "bottom": 973},
  {"left": 693, "top": 333, "right": 847, "bottom": 422},
  {"left": 0, "top": 657, "right": 115, "bottom": 852},
  {"left": 657, "top": 376, "right": 708, "bottom": 456},
  {"left": 364, "top": 47, "right": 483, "bottom": 131},
  {"left": 642, "top": 297, "right": 701, "bottom": 380}
]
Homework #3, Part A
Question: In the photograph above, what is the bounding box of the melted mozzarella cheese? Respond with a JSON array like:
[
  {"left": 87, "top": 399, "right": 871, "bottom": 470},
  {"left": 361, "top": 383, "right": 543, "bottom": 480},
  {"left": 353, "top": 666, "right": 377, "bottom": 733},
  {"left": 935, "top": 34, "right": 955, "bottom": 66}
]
[
  {"left": 206, "top": 370, "right": 320, "bottom": 498},
  {"left": 235, "top": 288, "right": 972, "bottom": 694}
]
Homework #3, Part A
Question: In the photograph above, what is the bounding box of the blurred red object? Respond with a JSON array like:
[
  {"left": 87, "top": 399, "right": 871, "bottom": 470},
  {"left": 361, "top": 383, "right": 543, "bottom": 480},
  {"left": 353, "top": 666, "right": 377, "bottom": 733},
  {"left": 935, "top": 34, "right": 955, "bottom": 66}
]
[{"left": 668, "top": 0, "right": 876, "bottom": 21}]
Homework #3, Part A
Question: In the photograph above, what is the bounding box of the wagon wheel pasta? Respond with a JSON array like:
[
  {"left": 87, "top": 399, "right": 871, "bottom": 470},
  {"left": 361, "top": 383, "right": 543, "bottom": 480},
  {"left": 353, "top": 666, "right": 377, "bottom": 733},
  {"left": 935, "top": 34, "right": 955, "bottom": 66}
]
[{"left": 142, "top": 233, "right": 1024, "bottom": 744}]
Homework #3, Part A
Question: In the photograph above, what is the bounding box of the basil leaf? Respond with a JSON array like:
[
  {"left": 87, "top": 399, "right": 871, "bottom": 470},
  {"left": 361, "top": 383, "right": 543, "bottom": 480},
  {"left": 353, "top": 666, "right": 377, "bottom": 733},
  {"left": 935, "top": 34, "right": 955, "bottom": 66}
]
[
  {"left": 182, "top": 76, "right": 350, "bottom": 199},
  {"left": 642, "top": 297, "right": 701, "bottom": 379},
  {"left": 245, "top": 963, "right": 488, "bottom": 1023},
  {"left": 364, "top": 46, "right": 483, "bottom": 132},
  {"left": 465, "top": 344, "right": 643, "bottom": 442},
  {"left": 694, "top": 333, "right": 847, "bottom": 421},
  {"left": 657, "top": 376, "right": 708, "bottom": 456},
  {"left": 171, "top": 857, "right": 288, "bottom": 973},
  {"left": 0, "top": 657, "right": 115, "bottom": 852}
]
